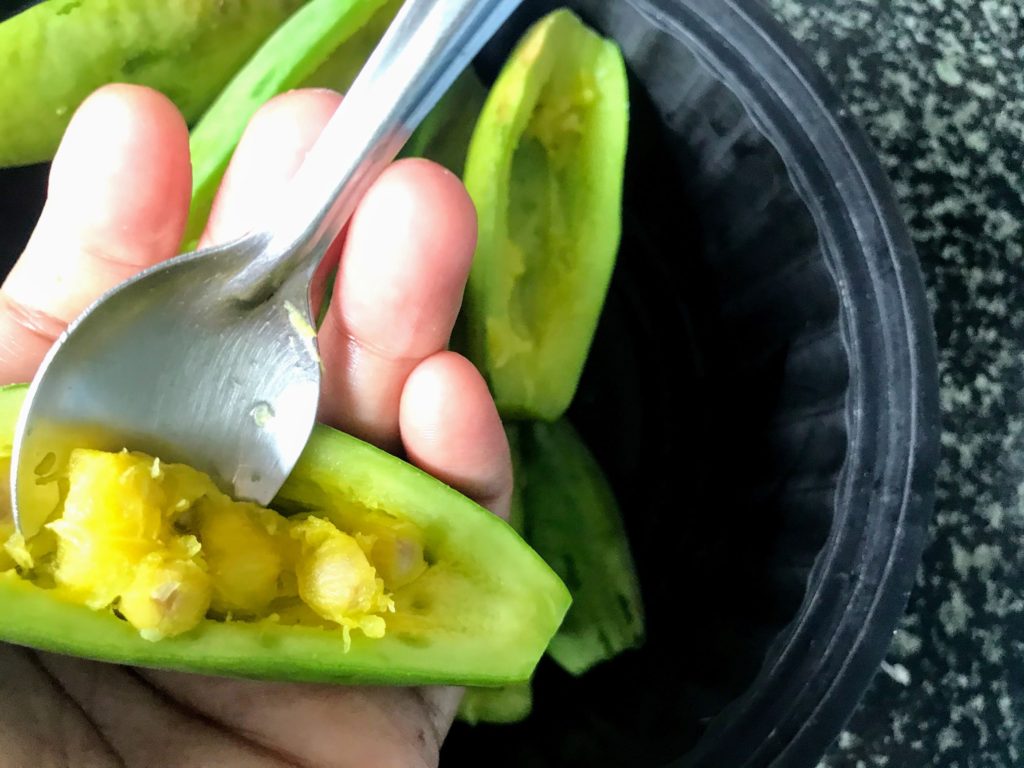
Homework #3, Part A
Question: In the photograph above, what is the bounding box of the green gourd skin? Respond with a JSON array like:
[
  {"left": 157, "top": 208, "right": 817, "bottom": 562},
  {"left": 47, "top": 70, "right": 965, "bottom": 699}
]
[
  {"left": 457, "top": 679, "right": 533, "bottom": 725},
  {"left": 461, "top": 9, "right": 629, "bottom": 422},
  {"left": 183, "top": 0, "right": 398, "bottom": 249},
  {"left": 0, "top": 385, "right": 571, "bottom": 686},
  {"left": 397, "top": 70, "right": 488, "bottom": 179},
  {"left": 456, "top": 417, "right": 646, "bottom": 719},
  {"left": 519, "top": 418, "right": 644, "bottom": 676},
  {"left": 182, "top": 0, "right": 485, "bottom": 248},
  {"left": 456, "top": 423, "right": 533, "bottom": 725},
  {"left": 0, "top": 0, "right": 307, "bottom": 168}
]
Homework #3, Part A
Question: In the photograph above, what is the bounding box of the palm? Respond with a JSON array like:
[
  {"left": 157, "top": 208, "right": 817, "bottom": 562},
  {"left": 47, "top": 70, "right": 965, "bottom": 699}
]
[
  {"left": 4, "top": 645, "right": 454, "bottom": 767},
  {"left": 0, "top": 85, "right": 510, "bottom": 768}
]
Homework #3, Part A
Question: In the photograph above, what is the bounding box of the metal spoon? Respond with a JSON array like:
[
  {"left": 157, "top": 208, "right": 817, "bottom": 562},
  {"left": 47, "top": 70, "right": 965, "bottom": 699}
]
[{"left": 11, "top": 0, "right": 521, "bottom": 535}]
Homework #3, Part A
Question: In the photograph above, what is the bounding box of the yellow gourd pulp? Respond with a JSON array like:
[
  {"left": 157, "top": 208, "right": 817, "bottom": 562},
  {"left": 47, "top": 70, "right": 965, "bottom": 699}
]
[
  {"left": 0, "top": 447, "right": 429, "bottom": 649},
  {"left": 0, "top": 387, "right": 569, "bottom": 686}
]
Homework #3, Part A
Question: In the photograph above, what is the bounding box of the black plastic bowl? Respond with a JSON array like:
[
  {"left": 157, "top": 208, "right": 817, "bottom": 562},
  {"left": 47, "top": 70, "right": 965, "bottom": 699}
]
[
  {"left": 444, "top": 1, "right": 940, "bottom": 766},
  {"left": 0, "top": 1, "right": 939, "bottom": 766}
]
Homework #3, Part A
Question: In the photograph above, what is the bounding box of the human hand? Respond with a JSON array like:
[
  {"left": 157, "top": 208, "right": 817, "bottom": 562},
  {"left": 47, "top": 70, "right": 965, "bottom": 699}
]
[{"left": 0, "top": 84, "right": 511, "bottom": 768}]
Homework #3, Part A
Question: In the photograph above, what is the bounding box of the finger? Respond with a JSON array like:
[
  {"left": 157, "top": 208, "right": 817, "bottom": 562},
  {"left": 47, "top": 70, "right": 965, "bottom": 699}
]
[
  {"left": 400, "top": 351, "right": 513, "bottom": 519},
  {"left": 199, "top": 88, "right": 344, "bottom": 249},
  {"left": 0, "top": 84, "right": 191, "bottom": 383},
  {"left": 319, "top": 159, "right": 477, "bottom": 450}
]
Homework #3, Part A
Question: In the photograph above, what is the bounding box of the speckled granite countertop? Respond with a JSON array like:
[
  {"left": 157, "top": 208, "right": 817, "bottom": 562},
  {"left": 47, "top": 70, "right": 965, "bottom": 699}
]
[{"left": 762, "top": 1, "right": 1024, "bottom": 765}]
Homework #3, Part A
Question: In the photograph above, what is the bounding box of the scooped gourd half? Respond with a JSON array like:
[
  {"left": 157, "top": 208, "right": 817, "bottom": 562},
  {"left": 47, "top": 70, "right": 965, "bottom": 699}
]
[
  {"left": 0, "top": 385, "right": 571, "bottom": 686},
  {"left": 462, "top": 8, "right": 628, "bottom": 422}
]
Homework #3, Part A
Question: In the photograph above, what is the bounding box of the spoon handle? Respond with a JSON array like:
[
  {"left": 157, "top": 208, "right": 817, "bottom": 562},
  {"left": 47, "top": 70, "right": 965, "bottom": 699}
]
[{"left": 239, "top": 0, "right": 521, "bottom": 294}]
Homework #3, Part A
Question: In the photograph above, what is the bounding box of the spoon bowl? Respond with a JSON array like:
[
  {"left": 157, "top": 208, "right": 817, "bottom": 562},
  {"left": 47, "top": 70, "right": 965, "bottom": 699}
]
[{"left": 11, "top": 237, "right": 320, "bottom": 537}]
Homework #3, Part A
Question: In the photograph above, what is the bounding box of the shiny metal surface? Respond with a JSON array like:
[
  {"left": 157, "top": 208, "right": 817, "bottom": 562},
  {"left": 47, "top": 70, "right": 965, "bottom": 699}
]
[{"left": 11, "top": 0, "right": 521, "bottom": 533}]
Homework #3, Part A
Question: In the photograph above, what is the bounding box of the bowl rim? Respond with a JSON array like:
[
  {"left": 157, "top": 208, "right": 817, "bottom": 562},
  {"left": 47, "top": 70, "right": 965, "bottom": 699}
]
[{"left": 613, "top": 1, "right": 940, "bottom": 765}]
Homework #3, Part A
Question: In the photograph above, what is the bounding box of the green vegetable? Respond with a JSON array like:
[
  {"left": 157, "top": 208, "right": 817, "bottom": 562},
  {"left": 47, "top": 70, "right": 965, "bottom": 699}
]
[
  {"left": 456, "top": 423, "right": 533, "bottom": 725},
  {"left": 462, "top": 9, "right": 629, "bottom": 421},
  {"left": 297, "top": 0, "right": 398, "bottom": 90},
  {"left": 0, "top": 385, "right": 571, "bottom": 685},
  {"left": 519, "top": 418, "right": 644, "bottom": 675},
  {"left": 457, "top": 680, "right": 533, "bottom": 725},
  {"left": 183, "top": 0, "right": 398, "bottom": 248},
  {"left": 398, "top": 70, "right": 488, "bottom": 178},
  {"left": 185, "top": 0, "right": 486, "bottom": 247},
  {"left": 0, "top": 0, "right": 307, "bottom": 168},
  {"left": 505, "top": 423, "right": 527, "bottom": 534}
]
